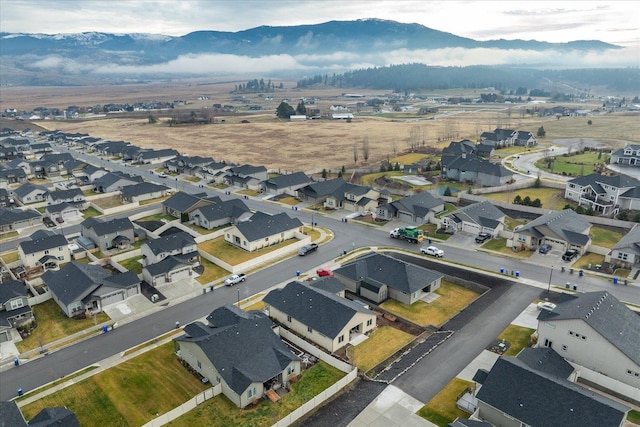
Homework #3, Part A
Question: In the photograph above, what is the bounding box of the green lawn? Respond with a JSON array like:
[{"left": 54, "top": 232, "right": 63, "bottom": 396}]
[
  {"left": 535, "top": 151, "right": 604, "bottom": 176},
  {"left": 182, "top": 176, "right": 201, "bottom": 182},
  {"left": 166, "top": 361, "right": 345, "bottom": 427},
  {"left": 82, "top": 206, "right": 102, "bottom": 218},
  {"left": 183, "top": 222, "right": 229, "bottom": 235},
  {"left": 0, "top": 250, "right": 19, "bottom": 264},
  {"left": 418, "top": 223, "right": 452, "bottom": 241},
  {"left": 277, "top": 196, "right": 300, "bottom": 206},
  {"left": 417, "top": 378, "right": 474, "bottom": 426},
  {"left": 198, "top": 236, "right": 299, "bottom": 266},
  {"left": 137, "top": 213, "right": 177, "bottom": 222},
  {"left": 16, "top": 300, "right": 111, "bottom": 353},
  {"left": 482, "top": 238, "right": 534, "bottom": 258},
  {"left": 590, "top": 226, "right": 624, "bottom": 248},
  {"left": 628, "top": 409, "right": 640, "bottom": 424},
  {"left": 119, "top": 255, "right": 143, "bottom": 274},
  {"left": 360, "top": 171, "right": 406, "bottom": 186},
  {"left": 572, "top": 252, "right": 605, "bottom": 270},
  {"left": 238, "top": 189, "right": 259, "bottom": 196},
  {"left": 21, "top": 342, "right": 209, "bottom": 427},
  {"left": 482, "top": 187, "right": 566, "bottom": 210},
  {"left": 195, "top": 257, "right": 229, "bottom": 285},
  {"left": 380, "top": 281, "right": 480, "bottom": 327},
  {"left": 497, "top": 325, "right": 535, "bottom": 356},
  {"left": 348, "top": 326, "right": 415, "bottom": 373},
  {"left": 434, "top": 203, "right": 458, "bottom": 218},
  {"left": 0, "top": 231, "right": 19, "bottom": 241}
]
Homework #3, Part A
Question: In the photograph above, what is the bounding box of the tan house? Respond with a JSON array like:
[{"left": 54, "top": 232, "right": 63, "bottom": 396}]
[
  {"left": 224, "top": 212, "right": 303, "bottom": 252},
  {"left": 18, "top": 230, "right": 70, "bottom": 270},
  {"left": 263, "top": 281, "right": 376, "bottom": 352}
]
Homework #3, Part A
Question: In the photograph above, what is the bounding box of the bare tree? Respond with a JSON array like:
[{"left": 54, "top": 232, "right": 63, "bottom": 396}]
[
  {"left": 409, "top": 125, "right": 421, "bottom": 151},
  {"left": 362, "top": 136, "right": 370, "bottom": 163},
  {"left": 353, "top": 143, "right": 358, "bottom": 164}
]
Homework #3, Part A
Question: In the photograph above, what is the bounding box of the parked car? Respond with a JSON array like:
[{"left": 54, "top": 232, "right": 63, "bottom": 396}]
[
  {"left": 538, "top": 244, "right": 552, "bottom": 254},
  {"left": 420, "top": 246, "right": 444, "bottom": 257},
  {"left": 537, "top": 301, "right": 557, "bottom": 311},
  {"left": 475, "top": 232, "right": 491, "bottom": 244},
  {"left": 43, "top": 217, "right": 56, "bottom": 228},
  {"left": 316, "top": 267, "right": 333, "bottom": 277},
  {"left": 298, "top": 243, "right": 319, "bottom": 256},
  {"left": 157, "top": 172, "right": 167, "bottom": 178},
  {"left": 562, "top": 249, "right": 579, "bottom": 261},
  {"left": 55, "top": 217, "right": 64, "bottom": 224},
  {"left": 224, "top": 274, "right": 246, "bottom": 286}
]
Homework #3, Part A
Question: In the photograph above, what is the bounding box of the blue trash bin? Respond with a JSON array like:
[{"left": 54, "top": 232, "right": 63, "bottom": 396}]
[
  {"left": 210, "top": 285, "right": 214, "bottom": 292},
  {"left": 500, "top": 267, "right": 505, "bottom": 274},
  {"left": 14, "top": 358, "right": 19, "bottom": 367},
  {"left": 428, "top": 239, "right": 432, "bottom": 244},
  {"left": 17, "top": 388, "right": 23, "bottom": 396},
  {"left": 515, "top": 271, "right": 520, "bottom": 278},
  {"left": 613, "top": 277, "right": 619, "bottom": 284},
  {"left": 103, "top": 325, "right": 109, "bottom": 333},
  {"left": 296, "top": 270, "right": 301, "bottom": 277},
  {"left": 579, "top": 270, "right": 583, "bottom": 277}
]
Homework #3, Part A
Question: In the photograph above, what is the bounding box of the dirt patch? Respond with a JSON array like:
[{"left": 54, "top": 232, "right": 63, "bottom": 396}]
[{"left": 373, "top": 175, "right": 412, "bottom": 191}]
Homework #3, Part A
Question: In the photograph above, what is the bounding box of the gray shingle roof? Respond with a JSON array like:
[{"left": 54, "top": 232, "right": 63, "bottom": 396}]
[
  {"left": 14, "top": 182, "right": 48, "bottom": 199},
  {"left": 386, "top": 192, "right": 444, "bottom": 216},
  {"left": 0, "top": 207, "right": 41, "bottom": 227},
  {"left": 143, "top": 256, "right": 189, "bottom": 277},
  {"left": 263, "top": 281, "right": 374, "bottom": 339},
  {"left": 161, "top": 191, "right": 210, "bottom": 212},
  {"left": 81, "top": 216, "right": 134, "bottom": 236},
  {"left": 138, "top": 148, "right": 179, "bottom": 160},
  {"left": 537, "top": 291, "right": 640, "bottom": 365},
  {"left": 0, "top": 279, "right": 27, "bottom": 304},
  {"left": 309, "top": 276, "right": 346, "bottom": 294},
  {"left": 235, "top": 212, "right": 303, "bottom": 242},
  {"left": 146, "top": 231, "right": 195, "bottom": 256},
  {"left": 517, "top": 209, "right": 590, "bottom": 246},
  {"left": 447, "top": 201, "right": 505, "bottom": 227},
  {"left": 263, "top": 172, "right": 311, "bottom": 190},
  {"left": 516, "top": 347, "right": 574, "bottom": 379},
  {"left": 94, "top": 171, "right": 143, "bottom": 189},
  {"left": 568, "top": 173, "right": 640, "bottom": 190},
  {"left": 176, "top": 306, "right": 298, "bottom": 395},
  {"left": 299, "top": 178, "right": 346, "bottom": 198},
  {"left": 28, "top": 406, "right": 81, "bottom": 427},
  {"left": 45, "top": 202, "right": 76, "bottom": 214},
  {"left": 0, "top": 401, "right": 27, "bottom": 427},
  {"left": 19, "top": 232, "right": 67, "bottom": 255},
  {"left": 334, "top": 252, "right": 443, "bottom": 294},
  {"left": 475, "top": 357, "right": 628, "bottom": 427},
  {"left": 612, "top": 224, "right": 640, "bottom": 254},
  {"left": 192, "top": 198, "right": 250, "bottom": 222},
  {"left": 48, "top": 188, "right": 83, "bottom": 201},
  {"left": 121, "top": 182, "right": 169, "bottom": 198}
]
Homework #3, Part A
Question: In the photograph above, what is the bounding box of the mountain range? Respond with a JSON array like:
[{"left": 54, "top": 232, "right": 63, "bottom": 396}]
[{"left": 0, "top": 19, "right": 627, "bottom": 86}]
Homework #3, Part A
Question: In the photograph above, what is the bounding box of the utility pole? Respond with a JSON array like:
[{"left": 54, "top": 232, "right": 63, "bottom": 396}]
[{"left": 547, "top": 265, "right": 554, "bottom": 293}]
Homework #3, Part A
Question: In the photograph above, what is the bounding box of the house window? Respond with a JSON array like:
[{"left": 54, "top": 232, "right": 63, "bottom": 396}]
[
  {"left": 57, "top": 256, "right": 64, "bottom": 261},
  {"left": 561, "top": 345, "right": 567, "bottom": 351},
  {"left": 617, "top": 252, "right": 628, "bottom": 261},
  {"left": 10, "top": 299, "right": 24, "bottom": 310},
  {"left": 44, "top": 250, "right": 49, "bottom": 255},
  {"left": 247, "top": 387, "right": 257, "bottom": 398},
  {"left": 243, "top": 240, "right": 247, "bottom": 246},
  {"left": 287, "top": 315, "right": 291, "bottom": 322},
  {"left": 307, "top": 327, "right": 312, "bottom": 333},
  {"left": 288, "top": 365, "right": 295, "bottom": 374},
  {"left": 264, "top": 237, "right": 269, "bottom": 242},
  {"left": 338, "top": 335, "right": 344, "bottom": 343},
  {"left": 517, "top": 235, "right": 526, "bottom": 243}
]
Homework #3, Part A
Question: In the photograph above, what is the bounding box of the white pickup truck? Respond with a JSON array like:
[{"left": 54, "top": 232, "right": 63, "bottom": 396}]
[{"left": 224, "top": 274, "right": 246, "bottom": 286}]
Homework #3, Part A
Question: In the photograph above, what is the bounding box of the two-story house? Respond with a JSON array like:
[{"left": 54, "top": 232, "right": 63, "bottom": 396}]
[
  {"left": 564, "top": 173, "right": 640, "bottom": 216},
  {"left": 140, "top": 231, "right": 198, "bottom": 266},
  {"left": 81, "top": 217, "right": 136, "bottom": 251},
  {"left": 224, "top": 164, "right": 268, "bottom": 189},
  {"left": 18, "top": 229, "right": 70, "bottom": 270},
  {"left": 607, "top": 224, "right": 640, "bottom": 268},
  {"left": 610, "top": 143, "right": 640, "bottom": 166},
  {"left": 0, "top": 280, "right": 33, "bottom": 343},
  {"left": 14, "top": 182, "right": 48, "bottom": 204}
]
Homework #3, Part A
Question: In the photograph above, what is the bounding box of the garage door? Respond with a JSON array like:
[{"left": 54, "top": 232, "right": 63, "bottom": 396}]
[
  {"left": 398, "top": 212, "right": 415, "bottom": 223},
  {"left": 0, "top": 330, "right": 9, "bottom": 343},
  {"left": 101, "top": 291, "right": 125, "bottom": 307},
  {"left": 463, "top": 222, "right": 481, "bottom": 234}
]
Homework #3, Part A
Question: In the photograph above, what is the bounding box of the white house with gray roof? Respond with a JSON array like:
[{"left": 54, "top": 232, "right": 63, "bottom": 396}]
[
  {"left": 606, "top": 224, "right": 640, "bottom": 268},
  {"left": 81, "top": 217, "right": 135, "bottom": 251},
  {"left": 120, "top": 182, "right": 169, "bottom": 203},
  {"left": 440, "top": 200, "right": 505, "bottom": 236},
  {"left": 610, "top": 143, "right": 640, "bottom": 166},
  {"left": 225, "top": 212, "right": 303, "bottom": 252},
  {"left": 45, "top": 202, "right": 82, "bottom": 223},
  {"left": 174, "top": 305, "right": 300, "bottom": 408},
  {"left": 18, "top": 229, "right": 70, "bottom": 270},
  {"left": 513, "top": 209, "right": 591, "bottom": 253},
  {"left": 141, "top": 231, "right": 198, "bottom": 266},
  {"left": 188, "top": 198, "right": 251, "bottom": 230},
  {"left": 564, "top": 173, "right": 640, "bottom": 216},
  {"left": 536, "top": 291, "right": 640, "bottom": 399},
  {"left": 263, "top": 281, "right": 376, "bottom": 352},
  {"left": 14, "top": 182, "right": 48, "bottom": 204},
  {"left": 260, "top": 172, "right": 312, "bottom": 196},
  {"left": 333, "top": 252, "right": 443, "bottom": 305},
  {"left": 142, "top": 255, "right": 194, "bottom": 287},
  {"left": 0, "top": 207, "right": 41, "bottom": 232},
  {"left": 377, "top": 191, "right": 444, "bottom": 223}
]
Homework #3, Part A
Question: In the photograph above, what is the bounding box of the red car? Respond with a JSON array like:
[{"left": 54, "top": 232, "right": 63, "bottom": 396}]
[
  {"left": 56, "top": 217, "right": 64, "bottom": 224},
  {"left": 316, "top": 267, "right": 333, "bottom": 277}
]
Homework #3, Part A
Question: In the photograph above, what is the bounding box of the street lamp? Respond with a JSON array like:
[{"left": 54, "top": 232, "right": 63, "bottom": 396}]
[
  {"left": 237, "top": 288, "right": 240, "bottom": 307},
  {"left": 311, "top": 213, "right": 314, "bottom": 231},
  {"left": 547, "top": 265, "right": 554, "bottom": 293}
]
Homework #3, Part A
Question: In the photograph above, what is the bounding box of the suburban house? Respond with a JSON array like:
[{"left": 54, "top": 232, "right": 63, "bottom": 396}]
[
  {"left": 224, "top": 164, "right": 268, "bottom": 189},
  {"left": 29, "top": 160, "right": 63, "bottom": 179},
  {"left": 0, "top": 280, "right": 33, "bottom": 343},
  {"left": 377, "top": 191, "right": 445, "bottom": 223},
  {"left": 263, "top": 281, "right": 376, "bottom": 352},
  {"left": 162, "top": 191, "right": 211, "bottom": 219},
  {"left": 260, "top": 172, "right": 312, "bottom": 196},
  {"left": 512, "top": 130, "right": 537, "bottom": 147},
  {"left": 140, "top": 231, "right": 198, "bottom": 266},
  {"left": 47, "top": 188, "right": 86, "bottom": 208},
  {"left": 473, "top": 352, "right": 629, "bottom": 427},
  {"left": 0, "top": 167, "right": 27, "bottom": 185},
  {"left": 45, "top": 202, "right": 82, "bottom": 223},
  {"left": 441, "top": 154, "right": 513, "bottom": 187},
  {"left": 165, "top": 155, "right": 215, "bottom": 175},
  {"left": 0, "top": 188, "right": 11, "bottom": 207},
  {"left": 297, "top": 178, "right": 349, "bottom": 205},
  {"left": 81, "top": 217, "right": 136, "bottom": 251},
  {"left": 0, "top": 401, "right": 81, "bottom": 427},
  {"left": 142, "top": 255, "right": 194, "bottom": 287},
  {"left": 120, "top": 182, "right": 170, "bottom": 203},
  {"left": 80, "top": 164, "right": 109, "bottom": 183},
  {"left": 440, "top": 201, "right": 506, "bottom": 235},
  {"left": 333, "top": 252, "right": 443, "bottom": 305},
  {"left": 610, "top": 143, "right": 640, "bottom": 166},
  {"left": 14, "top": 182, "right": 48, "bottom": 204},
  {"left": 174, "top": 305, "right": 300, "bottom": 408},
  {"left": 0, "top": 207, "right": 41, "bottom": 232},
  {"left": 93, "top": 171, "right": 144, "bottom": 193},
  {"left": 323, "top": 182, "right": 388, "bottom": 213},
  {"left": 42, "top": 262, "right": 141, "bottom": 318},
  {"left": 188, "top": 198, "right": 252, "bottom": 230},
  {"left": 475, "top": 142, "right": 495, "bottom": 158},
  {"left": 480, "top": 128, "right": 516, "bottom": 148},
  {"left": 30, "top": 142, "right": 53, "bottom": 155},
  {"left": 224, "top": 212, "right": 303, "bottom": 252},
  {"left": 513, "top": 209, "right": 591, "bottom": 253},
  {"left": 135, "top": 148, "right": 179, "bottom": 164},
  {"left": 18, "top": 230, "right": 70, "bottom": 270},
  {"left": 564, "top": 173, "right": 640, "bottom": 216},
  {"left": 202, "top": 161, "right": 233, "bottom": 183},
  {"left": 4, "top": 158, "right": 32, "bottom": 176},
  {"left": 606, "top": 224, "right": 640, "bottom": 268},
  {"left": 536, "top": 291, "right": 640, "bottom": 395}
]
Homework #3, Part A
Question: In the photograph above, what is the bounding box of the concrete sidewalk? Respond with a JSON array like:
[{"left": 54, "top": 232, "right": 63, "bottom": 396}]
[{"left": 348, "top": 385, "right": 436, "bottom": 427}]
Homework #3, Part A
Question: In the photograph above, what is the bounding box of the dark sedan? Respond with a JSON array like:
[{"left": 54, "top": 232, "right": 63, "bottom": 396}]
[
  {"left": 538, "top": 244, "right": 552, "bottom": 254},
  {"left": 298, "top": 243, "right": 319, "bottom": 256}
]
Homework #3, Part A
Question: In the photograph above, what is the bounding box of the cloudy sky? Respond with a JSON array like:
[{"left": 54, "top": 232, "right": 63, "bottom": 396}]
[{"left": 2, "top": 0, "right": 638, "bottom": 46}]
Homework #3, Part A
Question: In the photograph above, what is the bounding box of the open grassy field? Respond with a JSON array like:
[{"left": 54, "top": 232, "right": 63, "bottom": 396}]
[
  {"left": 348, "top": 326, "right": 415, "bottom": 373},
  {"left": 535, "top": 151, "right": 604, "bottom": 176},
  {"left": 380, "top": 281, "right": 480, "bottom": 327},
  {"left": 16, "top": 300, "right": 110, "bottom": 353},
  {"left": 590, "top": 226, "right": 624, "bottom": 248},
  {"left": 198, "top": 236, "right": 298, "bottom": 265},
  {"left": 482, "top": 187, "right": 567, "bottom": 210},
  {"left": 165, "top": 361, "right": 345, "bottom": 427},
  {"left": 20, "top": 342, "right": 209, "bottom": 426}
]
